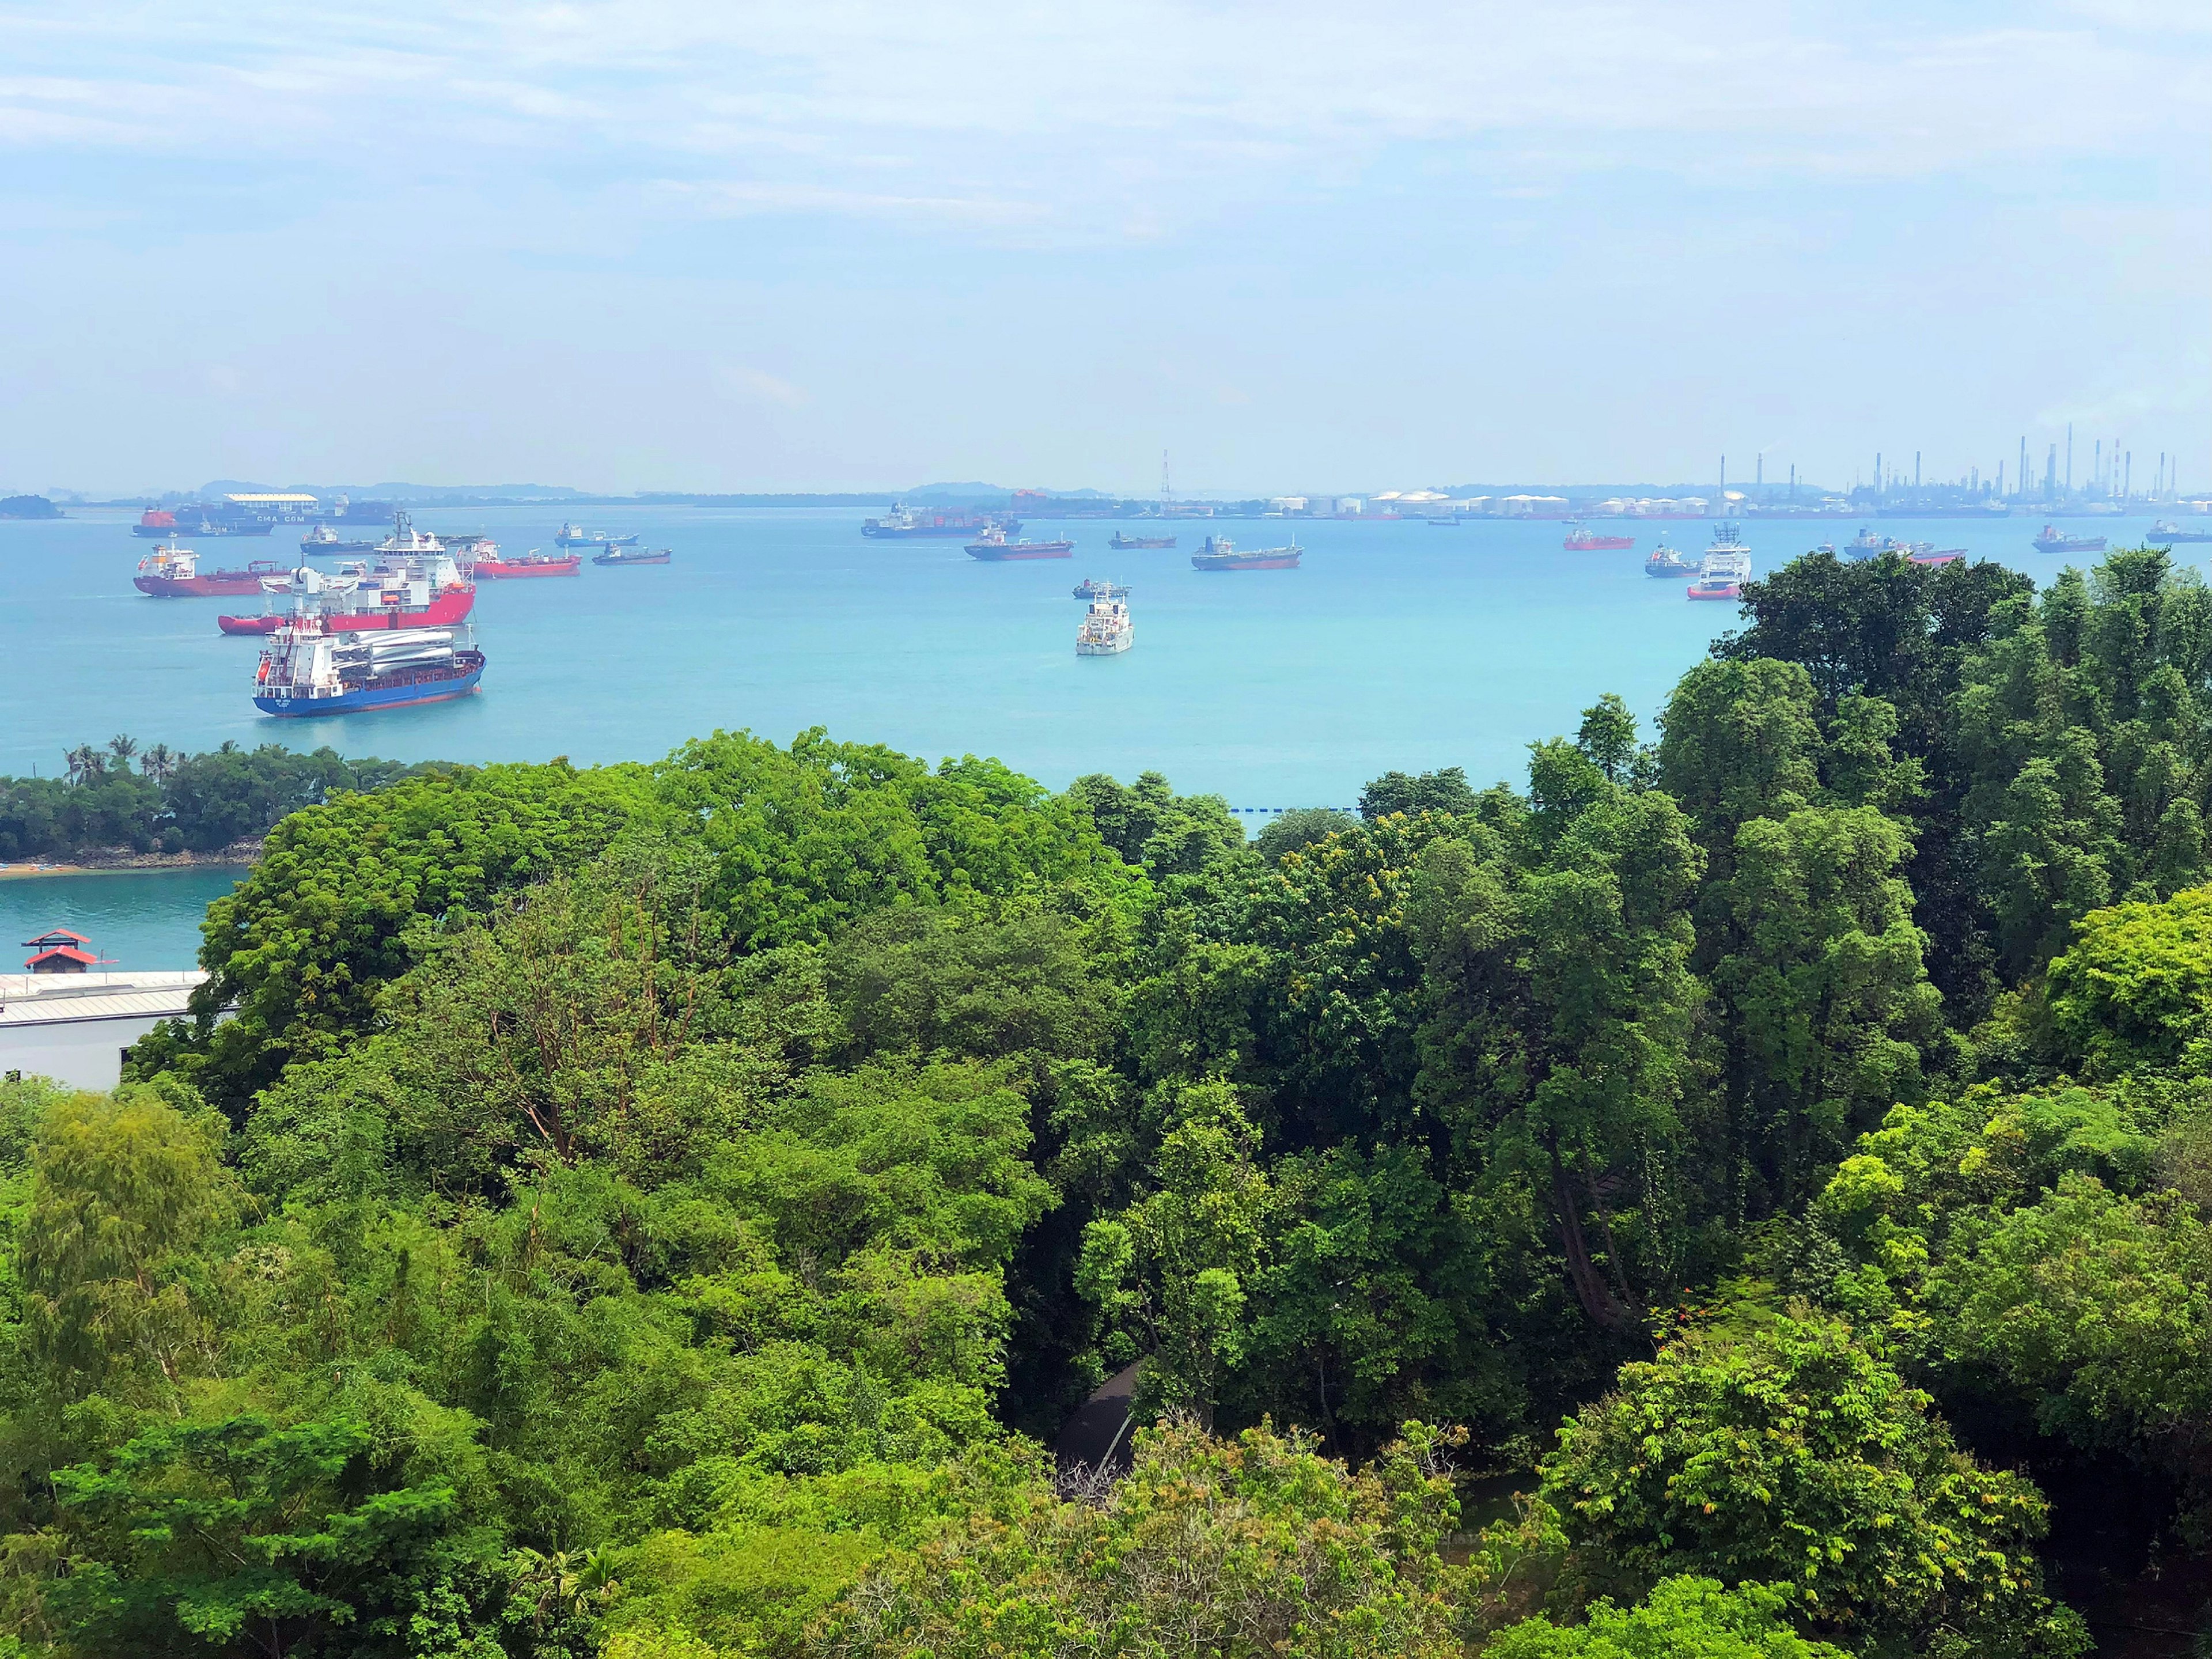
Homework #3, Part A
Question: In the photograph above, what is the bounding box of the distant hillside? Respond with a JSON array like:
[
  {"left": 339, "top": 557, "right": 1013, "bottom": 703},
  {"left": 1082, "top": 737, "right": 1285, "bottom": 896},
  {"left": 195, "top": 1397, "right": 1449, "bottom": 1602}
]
[
  {"left": 201, "top": 479, "right": 593, "bottom": 503},
  {"left": 0, "top": 494, "right": 62, "bottom": 520}
]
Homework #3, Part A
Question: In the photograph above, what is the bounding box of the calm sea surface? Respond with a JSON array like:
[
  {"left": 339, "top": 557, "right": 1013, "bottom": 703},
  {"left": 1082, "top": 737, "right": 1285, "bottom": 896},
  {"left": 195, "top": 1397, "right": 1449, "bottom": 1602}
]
[
  {"left": 0, "top": 868, "right": 245, "bottom": 969},
  {"left": 0, "top": 506, "right": 2192, "bottom": 965}
]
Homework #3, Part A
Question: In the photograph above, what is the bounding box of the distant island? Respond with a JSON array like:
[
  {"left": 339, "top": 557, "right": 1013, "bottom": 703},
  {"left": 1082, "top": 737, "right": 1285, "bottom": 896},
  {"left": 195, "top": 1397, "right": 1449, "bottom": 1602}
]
[{"left": 0, "top": 494, "right": 61, "bottom": 520}]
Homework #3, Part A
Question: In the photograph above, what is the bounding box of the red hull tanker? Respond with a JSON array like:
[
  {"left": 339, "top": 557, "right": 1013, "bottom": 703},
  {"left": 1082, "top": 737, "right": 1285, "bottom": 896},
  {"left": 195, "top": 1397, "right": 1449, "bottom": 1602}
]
[
  {"left": 134, "top": 545, "right": 289, "bottom": 597},
  {"left": 1563, "top": 521, "right": 1636, "bottom": 551},
  {"left": 471, "top": 551, "right": 581, "bottom": 578}
]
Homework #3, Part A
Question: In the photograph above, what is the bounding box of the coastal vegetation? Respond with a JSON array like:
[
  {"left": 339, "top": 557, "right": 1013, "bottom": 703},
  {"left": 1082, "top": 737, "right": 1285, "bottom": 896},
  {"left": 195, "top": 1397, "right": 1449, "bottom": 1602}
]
[
  {"left": 0, "top": 740, "right": 429, "bottom": 862},
  {"left": 3, "top": 546, "right": 2212, "bottom": 1655}
]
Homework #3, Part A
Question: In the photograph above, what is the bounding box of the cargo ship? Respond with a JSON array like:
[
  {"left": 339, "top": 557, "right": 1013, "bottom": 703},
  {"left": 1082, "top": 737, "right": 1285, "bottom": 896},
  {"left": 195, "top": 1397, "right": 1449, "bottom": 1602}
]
[
  {"left": 131, "top": 504, "right": 272, "bottom": 537},
  {"left": 1073, "top": 578, "right": 1131, "bottom": 600},
  {"left": 469, "top": 548, "right": 581, "bottom": 578},
  {"left": 2150, "top": 520, "right": 2212, "bottom": 545},
  {"left": 966, "top": 527, "right": 1073, "bottom": 560},
  {"left": 2032, "top": 524, "right": 2105, "bottom": 554},
  {"left": 134, "top": 544, "right": 290, "bottom": 598},
  {"left": 1910, "top": 547, "right": 1966, "bottom": 566},
  {"left": 253, "top": 622, "right": 484, "bottom": 717},
  {"left": 1076, "top": 593, "right": 1133, "bottom": 655},
  {"left": 1191, "top": 535, "right": 1301, "bottom": 571},
  {"left": 594, "top": 546, "right": 672, "bottom": 566},
  {"left": 552, "top": 523, "right": 641, "bottom": 550},
  {"left": 865, "top": 502, "right": 1020, "bottom": 539},
  {"left": 1563, "top": 521, "right": 1636, "bottom": 551},
  {"left": 1108, "top": 532, "right": 1175, "bottom": 549},
  {"left": 301, "top": 523, "right": 381, "bottom": 554},
  {"left": 1644, "top": 533, "right": 1698, "bottom": 577},
  {"left": 218, "top": 554, "right": 475, "bottom": 635}
]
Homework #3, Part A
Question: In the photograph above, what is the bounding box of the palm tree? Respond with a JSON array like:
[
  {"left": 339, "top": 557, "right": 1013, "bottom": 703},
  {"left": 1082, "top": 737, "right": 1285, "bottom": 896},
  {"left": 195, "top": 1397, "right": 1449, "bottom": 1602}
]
[
  {"left": 63, "top": 744, "right": 104, "bottom": 786},
  {"left": 141, "top": 743, "right": 177, "bottom": 784},
  {"left": 107, "top": 734, "right": 138, "bottom": 772}
]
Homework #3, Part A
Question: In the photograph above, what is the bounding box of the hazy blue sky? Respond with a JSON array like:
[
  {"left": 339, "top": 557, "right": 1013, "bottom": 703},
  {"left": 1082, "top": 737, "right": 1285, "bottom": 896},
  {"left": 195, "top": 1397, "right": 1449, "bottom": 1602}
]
[{"left": 3, "top": 0, "right": 2206, "bottom": 497}]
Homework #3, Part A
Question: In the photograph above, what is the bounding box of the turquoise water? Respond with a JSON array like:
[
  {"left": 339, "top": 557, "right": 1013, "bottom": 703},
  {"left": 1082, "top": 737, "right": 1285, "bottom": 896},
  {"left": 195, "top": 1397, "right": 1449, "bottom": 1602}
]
[
  {"left": 0, "top": 868, "right": 243, "bottom": 969},
  {"left": 1, "top": 506, "right": 2194, "bottom": 808}
]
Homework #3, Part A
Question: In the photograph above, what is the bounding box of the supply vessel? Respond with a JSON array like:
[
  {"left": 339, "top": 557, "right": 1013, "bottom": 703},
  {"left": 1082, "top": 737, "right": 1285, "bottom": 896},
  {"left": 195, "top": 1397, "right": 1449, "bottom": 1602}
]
[
  {"left": 865, "top": 503, "right": 1020, "bottom": 539},
  {"left": 218, "top": 550, "right": 476, "bottom": 635},
  {"left": 134, "top": 544, "right": 290, "bottom": 597},
  {"left": 253, "top": 621, "right": 484, "bottom": 717},
  {"left": 1686, "top": 525, "right": 1752, "bottom": 601},
  {"left": 301, "top": 524, "right": 382, "bottom": 554},
  {"left": 1191, "top": 535, "right": 1301, "bottom": 571},
  {"left": 1643, "top": 534, "right": 1697, "bottom": 577},
  {"left": 1076, "top": 593, "right": 1134, "bottom": 655},
  {"left": 1563, "top": 521, "right": 1636, "bottom": 551},
  {"left": 965, "top": 527, "right": 1074, "bottom": 560},
  {"left": 2033, "top": 524, "right": 2106, "bottom": 554},
  {"left": 1108, "top": 532, "right": 1175, "bottom": 550}
]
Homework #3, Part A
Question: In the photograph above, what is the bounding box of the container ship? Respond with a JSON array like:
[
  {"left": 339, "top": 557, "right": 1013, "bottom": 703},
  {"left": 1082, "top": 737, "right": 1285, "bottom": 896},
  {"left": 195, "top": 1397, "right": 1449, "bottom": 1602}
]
[
  {"left": 594, "top": 546, "right": 672, "bottom": 566},
  {"left": 253, "top": 622, "right": 484, "bottom": 717},
  {"left": 133, "top": 544, "right": 290, "bottom": 597},
  {"left": 1076, "top": 593, "right": 1133, "bottom": 655},
  {"left": 1108, "top": 532, "right": 1175, "bottom": 550},
  {"left": 218, "top": 551, "right": 476, "bottom": 635},
  {"left": 865, "top": 502, "right": 1020, "bottom": 539},
  {"left": 1191, "top": 535, "right": 1301, "bottom": 571},
  {"left": 1563, "top": 521, "right": 1636, "bottom": 551},
  {"left": 2032, "top": 525, "right": 2105, "bottom": 554},
  {"left": 470, "top": 548, "right": 581, "bottom": 578},
  {"left": 552, "top": 523, "right": 641, "bottom": 550},
  {"left": 966, "top": 527, "right": 1074, "bottom": 560},
  {"left": 132, "top": 505, "right": 274, "bottom": 538}
]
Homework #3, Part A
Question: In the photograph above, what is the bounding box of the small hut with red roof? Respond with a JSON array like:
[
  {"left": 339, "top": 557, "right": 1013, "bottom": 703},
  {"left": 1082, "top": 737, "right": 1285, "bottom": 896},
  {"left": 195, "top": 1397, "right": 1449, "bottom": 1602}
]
[{"left": 22, "top": 929, "right": 113, "bottom": 974}]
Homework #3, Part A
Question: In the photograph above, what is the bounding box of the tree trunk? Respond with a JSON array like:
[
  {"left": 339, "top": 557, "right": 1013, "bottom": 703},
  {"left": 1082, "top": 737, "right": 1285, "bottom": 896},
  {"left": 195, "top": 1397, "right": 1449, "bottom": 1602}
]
[{"left": 1550, "top": 1137, "right": 1635, "bottom": 1332}]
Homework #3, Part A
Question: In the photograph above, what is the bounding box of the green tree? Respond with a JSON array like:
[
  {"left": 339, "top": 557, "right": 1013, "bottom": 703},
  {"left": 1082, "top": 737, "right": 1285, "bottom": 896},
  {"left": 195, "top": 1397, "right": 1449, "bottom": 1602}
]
[
  {"left": 1538, "top": 1311, "right": 2084, "bottom": 1657},
  {"left": 1484, "top": 1577, "right": 1848, "bottom": 1659}
]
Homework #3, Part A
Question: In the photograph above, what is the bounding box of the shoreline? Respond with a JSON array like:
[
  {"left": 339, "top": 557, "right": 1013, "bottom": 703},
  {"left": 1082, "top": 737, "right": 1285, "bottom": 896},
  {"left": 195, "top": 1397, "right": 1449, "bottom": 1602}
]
[{"left": 0, "top": 845, "right": 259, "bottom": 882}]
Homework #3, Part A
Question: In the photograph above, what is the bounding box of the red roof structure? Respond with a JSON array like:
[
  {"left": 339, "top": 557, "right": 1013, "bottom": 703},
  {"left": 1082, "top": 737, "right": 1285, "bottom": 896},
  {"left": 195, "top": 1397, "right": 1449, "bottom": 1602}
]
[{"left": 22, "top": 929, "right": 113, "bottom": 973}]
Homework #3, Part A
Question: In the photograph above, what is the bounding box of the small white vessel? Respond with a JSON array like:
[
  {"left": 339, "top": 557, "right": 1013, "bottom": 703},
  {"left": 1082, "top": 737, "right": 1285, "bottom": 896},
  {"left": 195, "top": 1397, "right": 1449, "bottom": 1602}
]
[{"left": 1076, "top": 593, "right": 1133, "bottom": 655}]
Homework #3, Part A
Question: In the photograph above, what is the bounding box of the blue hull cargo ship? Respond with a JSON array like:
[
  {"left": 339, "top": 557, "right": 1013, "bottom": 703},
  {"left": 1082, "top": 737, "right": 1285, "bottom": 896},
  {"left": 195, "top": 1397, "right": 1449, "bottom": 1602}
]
[{"left": 253, "top": 622, "right": 484, "bottom": 717}]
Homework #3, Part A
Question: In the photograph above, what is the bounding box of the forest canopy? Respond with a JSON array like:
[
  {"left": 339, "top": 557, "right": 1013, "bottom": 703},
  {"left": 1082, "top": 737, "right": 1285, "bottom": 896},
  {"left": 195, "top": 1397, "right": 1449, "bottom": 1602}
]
[{"left": 6, "top": 545, "right": 2212, "bottom": 1657}]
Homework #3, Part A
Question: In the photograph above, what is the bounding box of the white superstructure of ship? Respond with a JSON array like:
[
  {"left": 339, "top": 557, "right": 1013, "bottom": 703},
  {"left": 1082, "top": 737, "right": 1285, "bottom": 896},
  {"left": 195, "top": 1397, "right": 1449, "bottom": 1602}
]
[{"left": 1076, "top": 593, "right": 1133, "bottom": 655}]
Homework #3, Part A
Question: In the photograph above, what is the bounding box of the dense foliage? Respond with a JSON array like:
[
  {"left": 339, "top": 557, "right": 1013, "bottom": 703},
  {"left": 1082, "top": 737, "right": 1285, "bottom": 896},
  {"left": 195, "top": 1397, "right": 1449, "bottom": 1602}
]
[
  {"left": 0, "top": 738, "right": 426, "bottom": 861},
  {"left": 7, "top": 545, "right": 2212, "bottom": 1656}
]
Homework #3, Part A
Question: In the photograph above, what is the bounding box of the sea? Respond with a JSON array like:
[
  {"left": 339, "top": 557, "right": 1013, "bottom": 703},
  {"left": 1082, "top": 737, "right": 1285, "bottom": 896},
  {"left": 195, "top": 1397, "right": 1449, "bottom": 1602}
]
[{"left": 0, "top": 505, "right": 2194, "bottom": 968}]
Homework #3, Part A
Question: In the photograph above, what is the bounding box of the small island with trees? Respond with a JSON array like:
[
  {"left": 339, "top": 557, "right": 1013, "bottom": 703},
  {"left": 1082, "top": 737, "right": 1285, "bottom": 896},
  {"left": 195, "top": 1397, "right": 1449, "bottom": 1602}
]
[{"left": 2, "top": 543, "right": 2210, "bottom": 1657}]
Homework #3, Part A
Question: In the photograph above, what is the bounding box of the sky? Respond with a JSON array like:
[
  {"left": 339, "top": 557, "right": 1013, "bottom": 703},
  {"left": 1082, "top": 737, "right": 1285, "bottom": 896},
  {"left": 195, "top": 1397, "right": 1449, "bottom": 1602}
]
[{"left": 2, "top": 0, "right": 2207, "bottom": 498}]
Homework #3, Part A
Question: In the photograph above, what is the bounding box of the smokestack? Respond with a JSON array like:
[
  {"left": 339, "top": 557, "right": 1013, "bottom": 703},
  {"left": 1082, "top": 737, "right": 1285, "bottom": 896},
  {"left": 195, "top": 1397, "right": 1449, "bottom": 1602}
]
[
  {"left": 1876, "top": 452, "right": 1883, "bottom": 499},
  {"left": 1915, "top": 451, "right": 1921, "bottom": 490},
  {"left": 2019, "top": 437, "right": 2028, "bottom": 502},
  {"left": 2067, "top": 426, "right": 2074, "bottom": 493},
  {"left": 2125, "top": 452, "right": 2132, "bottom": 502}
]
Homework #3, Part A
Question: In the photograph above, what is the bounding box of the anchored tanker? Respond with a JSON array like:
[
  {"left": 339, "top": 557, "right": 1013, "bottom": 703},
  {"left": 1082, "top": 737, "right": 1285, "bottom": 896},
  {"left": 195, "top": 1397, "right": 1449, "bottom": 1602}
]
[{"left": 1191, "top": 535, "right": 1300, "bottom": 571}]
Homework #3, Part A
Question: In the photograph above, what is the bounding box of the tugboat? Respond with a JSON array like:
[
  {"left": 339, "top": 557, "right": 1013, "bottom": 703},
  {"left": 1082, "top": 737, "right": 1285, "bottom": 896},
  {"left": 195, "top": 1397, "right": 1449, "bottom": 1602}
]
[
  {"left": 593, "top": 546, "right": 672, "bottom": 566},
  {"left": 863, "top": 503, "right": 1020, "bottom": 539},
  {"left": 469, "top": 547, "right": 582, "bottom": 578},
  {"left": 1108, "top": 531, "right": 1176, "bottom": 550},
  {"left": 1563, "top": 520, "right": 1636, "bottom": 551},
  {"left": 1191, "top": 535, "right": 1301, "bottom": 571},
  {"left": 252, "top": 620, "right": 484, "bottom": 717},
  {"left": 552, "top": 522, "right": 642, "bottom": 550},
  {"left": 1076, "top": 593, "right": 1133, "bottom": 655},
  {"left": 1643, "top": 533, "right": 1698, "bottom": 577},
  {"left": 218, "top": 550, "right": 475, "bottom": 635},
  {"left": 300, "top": 523, "right": 380, "bottom": 555},
  {"left": 1073, "top": 578, "right": 1131, "bottom": 600},
  {"left": 2033, "top": 524, "right": 2106, "bottom": 554},
  {"left": 133, "top": 544, "right": 289, "bottom": 597},
  {"left": 965, "top": 526, "right": 1074, "bottom": 560},
  {"left": 2149, "top": 520, "right": 2212, "bottom": 545}
]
